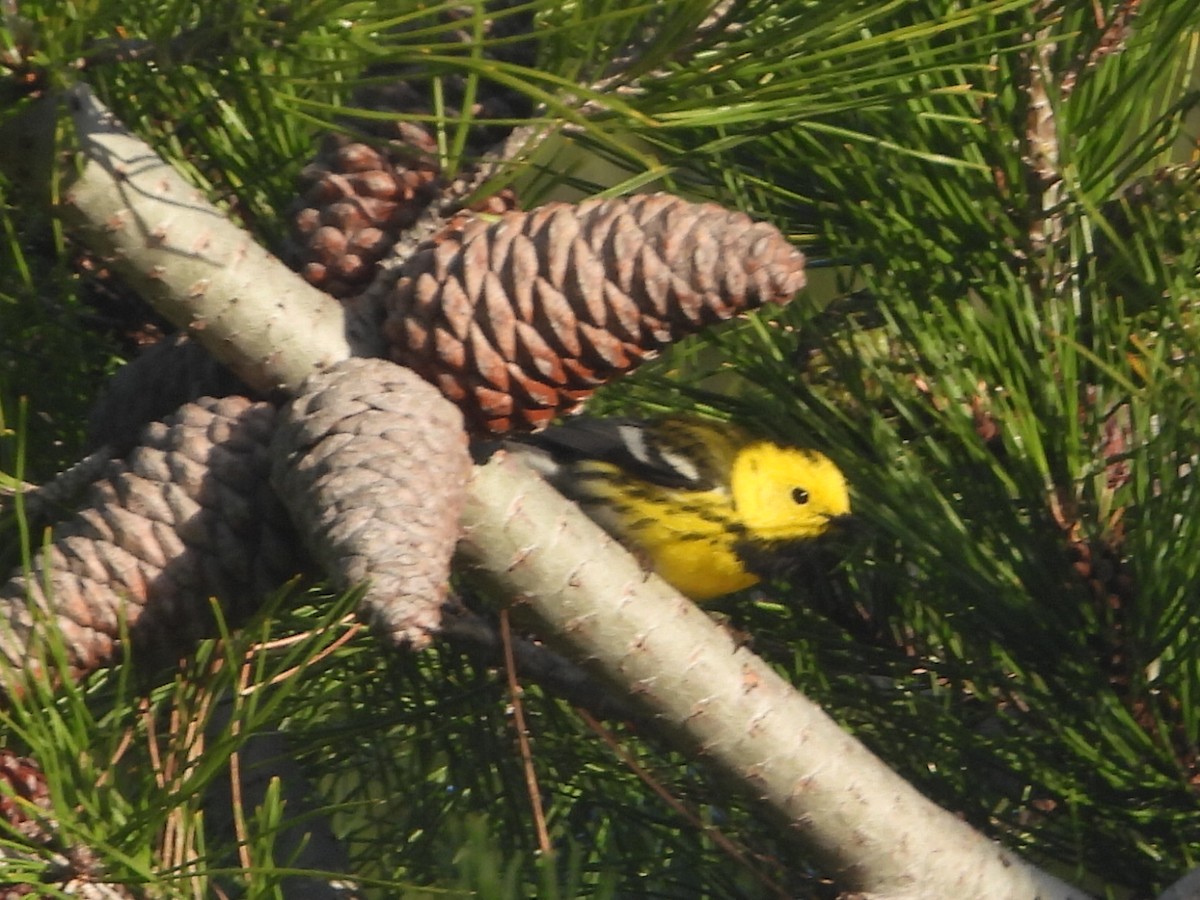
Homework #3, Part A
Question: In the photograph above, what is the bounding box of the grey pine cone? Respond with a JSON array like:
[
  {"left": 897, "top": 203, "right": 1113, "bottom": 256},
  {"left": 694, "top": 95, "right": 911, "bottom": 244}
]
[
  {"left": 0, "top": 396, "right": 303, "bottom": 687},
  {"left": 271, "top": 358, "right": 470, "bottom": 649},
  {"left": 86, "top": 334, "right": 254, "bottom": 452}
]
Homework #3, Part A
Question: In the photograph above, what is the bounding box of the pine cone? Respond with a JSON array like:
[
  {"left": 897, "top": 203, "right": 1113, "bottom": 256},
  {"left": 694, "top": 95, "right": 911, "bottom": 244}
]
[
  {"left": 86, "top": 334, "right": 254, "bottom": 452},
  {"left": 0, "top": 750, "right": 135, "bottom": 898},
  {"left": 0, "top": 396, "right": 305, "bottom": 688},
  {"left": 271, "top": 358, "right": 471, "bottom": 648},
  {"left": 290, "top": 135, "right": 442, "bottom": 299},
  {"left": 380, "top": 193, "right": 807, "bottom": 434}
]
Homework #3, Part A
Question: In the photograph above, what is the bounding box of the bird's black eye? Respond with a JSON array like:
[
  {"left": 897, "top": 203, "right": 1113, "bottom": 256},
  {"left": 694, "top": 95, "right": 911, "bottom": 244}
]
[{"left": 791, "top": 487, "right": 809, "bottom": 505}]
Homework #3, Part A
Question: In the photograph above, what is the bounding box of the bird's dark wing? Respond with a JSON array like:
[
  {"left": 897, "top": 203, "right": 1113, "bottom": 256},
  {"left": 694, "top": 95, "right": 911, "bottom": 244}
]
[{"left": 512, "top": 416, "right": 739, "bottom": 491}]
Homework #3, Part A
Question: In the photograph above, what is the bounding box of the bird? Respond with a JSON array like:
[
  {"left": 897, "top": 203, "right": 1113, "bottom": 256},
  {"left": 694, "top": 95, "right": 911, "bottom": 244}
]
[{"left": 506, "top": 415, "right": 852, "bottom": 601}]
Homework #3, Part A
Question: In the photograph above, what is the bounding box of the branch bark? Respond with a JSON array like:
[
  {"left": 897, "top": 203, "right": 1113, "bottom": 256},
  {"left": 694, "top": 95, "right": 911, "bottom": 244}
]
[{"left": 1159, "top": 865, "right": 1200, "bottom": 900}]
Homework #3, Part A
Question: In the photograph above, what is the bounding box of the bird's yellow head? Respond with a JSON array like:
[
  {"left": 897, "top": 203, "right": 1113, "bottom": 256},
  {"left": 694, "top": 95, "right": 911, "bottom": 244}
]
[{"left": 729, "top": 443, "right": 851, "bottom": 542}]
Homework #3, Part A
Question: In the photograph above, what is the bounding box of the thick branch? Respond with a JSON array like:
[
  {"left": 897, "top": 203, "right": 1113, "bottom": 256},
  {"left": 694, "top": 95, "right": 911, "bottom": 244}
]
[
  {"left": 459, "top": 454, "right": 1091, "bottom": 900},
  {"left": 58, "top": 84, "right": 375, "bottom": 395},
  {"left": 1160, "top": 866, "right": 1200, "bottom": 900}
]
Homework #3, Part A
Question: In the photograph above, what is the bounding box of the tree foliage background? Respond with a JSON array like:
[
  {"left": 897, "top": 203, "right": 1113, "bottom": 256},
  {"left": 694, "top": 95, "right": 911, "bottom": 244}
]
[{"left": 1, "top": 0, "right": 1199, "bottom": 896}]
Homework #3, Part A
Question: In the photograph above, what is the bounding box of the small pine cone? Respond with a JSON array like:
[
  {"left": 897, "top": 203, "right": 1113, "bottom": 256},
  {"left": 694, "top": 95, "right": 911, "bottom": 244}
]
[
  {"left": 271, "top": 358, "right": 471, "bottom": 649},
  {"left": 0, "top": 750, "right": 53, "bottom": 846},
  {"left": 0, "top": 397, "right": 305, "bottom": 688},
  {"left": 0, "top": 751, "right": 135, "bottom": 899},
  {"left": 289, "top": 134, "right": 441, "bottom": 299},
  {"left": 380, "top": 193, "right": 807, "bottom": 434},
  {"left": 86, "top": 334, "right": 254, "bottom": 452},
  {"left": 284, "top": 0, "right": 537, "bottom": 299}
]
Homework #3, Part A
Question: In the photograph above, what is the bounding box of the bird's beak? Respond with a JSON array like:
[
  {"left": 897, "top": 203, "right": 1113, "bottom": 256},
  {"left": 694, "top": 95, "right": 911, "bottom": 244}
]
[{"left": 824, "top": 513, "right": 859, "bottom": 532}]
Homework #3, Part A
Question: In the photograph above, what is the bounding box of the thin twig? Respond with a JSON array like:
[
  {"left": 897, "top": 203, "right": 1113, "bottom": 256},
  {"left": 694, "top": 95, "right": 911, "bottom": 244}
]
[
  {"left": 238, "top": 615, "right": 364, "bottom": 694},
  {"left": 441, "top": 601, "right": 646, "bottom": 722},
  {"left": 500, "top": 608, "right": 552, "bottom": 855},
  {"left": 231, "top": 661, "right": 253, "bottom": 874},
  {"left": 576, "top": 707, "right": 791, "bottom": 900}
]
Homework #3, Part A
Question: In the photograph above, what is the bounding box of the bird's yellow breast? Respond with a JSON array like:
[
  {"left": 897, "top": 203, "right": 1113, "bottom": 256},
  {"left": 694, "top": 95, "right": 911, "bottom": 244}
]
[
  {"left": 607, "top": 489, "right": 759, "bottom": 600},
  {"left": 516, "top": 416, "right": 852, "bottom": 602}
]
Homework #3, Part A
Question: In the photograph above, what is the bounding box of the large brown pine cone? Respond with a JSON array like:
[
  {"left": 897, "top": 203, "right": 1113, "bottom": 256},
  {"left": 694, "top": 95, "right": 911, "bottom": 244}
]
[{"left": 381, "top": 193, "right": 807, "bottom": 434}]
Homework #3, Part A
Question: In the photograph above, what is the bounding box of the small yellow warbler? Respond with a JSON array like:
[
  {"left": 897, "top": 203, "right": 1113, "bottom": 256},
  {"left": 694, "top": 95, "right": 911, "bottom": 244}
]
[{"left": 511, "top": 416, "right": 852, "bottom": 600}]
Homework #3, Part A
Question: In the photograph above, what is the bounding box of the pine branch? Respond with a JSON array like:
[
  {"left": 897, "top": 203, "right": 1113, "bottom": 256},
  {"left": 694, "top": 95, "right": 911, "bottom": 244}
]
[{"left": 10, "top": 0, "right": 1199, "bottom": 886}]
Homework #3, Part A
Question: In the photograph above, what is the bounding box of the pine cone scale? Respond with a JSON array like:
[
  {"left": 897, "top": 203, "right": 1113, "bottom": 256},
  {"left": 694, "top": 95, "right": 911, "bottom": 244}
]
[
  {"left": 577, "top": 321, "right": 637, "bottom": 371},
  {"left": 478, "top": 272, "right": 519, "bottom": 360},
  {"left": 434, "top": 325, "right": 467, "bottom": 370},
  {"left": 564, "top": 236, "right": 609, "bottom": 327},
  {"left": 532, "top": 279, "right": 585, "bottom": 357},
  {"left": 505, "top": 232, "right": 539, "bottom": 318},
  {"left": 514, "top": 321, "right": 567, "bottom": 385},
  {"left": 468, "top": 318, "right": 513, "bottom": 391},
  {"left": 600, "top": 282, "right": 644, "bottom": 343}
]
